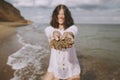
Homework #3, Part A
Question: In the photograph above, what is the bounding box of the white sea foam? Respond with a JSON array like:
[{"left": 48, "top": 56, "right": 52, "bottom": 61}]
[
  {"left": 17, "top": 34, "right": 43, "bottom": 49},
  {"left": 7, "top": 24, "right": 50, "bottom": 80}
]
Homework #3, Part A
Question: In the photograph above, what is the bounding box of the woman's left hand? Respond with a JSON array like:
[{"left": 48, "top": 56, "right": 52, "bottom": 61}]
[{"left": 61, "top": 32, "right": 74, "bottom": 44}]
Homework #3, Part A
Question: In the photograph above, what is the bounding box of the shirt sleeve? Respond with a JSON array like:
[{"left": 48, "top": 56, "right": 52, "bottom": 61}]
[
  {"left": 44, "top": 26, "right": 54, "bottom": 42},
  {"left": 65, "top": 25, "right": 78, "bottom": 38}
]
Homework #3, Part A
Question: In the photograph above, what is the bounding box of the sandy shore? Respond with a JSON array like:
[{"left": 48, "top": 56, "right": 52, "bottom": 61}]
[
  {"left": 0, "top": 21, "right": 33, "bottom": 80},
  {"left": 0, "top": 23, "right": 26, "bottom": 80}
]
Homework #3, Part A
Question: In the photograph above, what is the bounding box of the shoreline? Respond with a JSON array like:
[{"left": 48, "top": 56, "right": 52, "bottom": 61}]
[
  {"left": 0, "top": 22, "right": 28, "bottom": 80},
  {"left": 0, "top": 20, "right": 33, "bottom": 27}
]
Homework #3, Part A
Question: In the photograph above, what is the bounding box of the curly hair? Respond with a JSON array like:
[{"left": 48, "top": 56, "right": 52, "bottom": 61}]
[{"left": 50, "top": 4, "right": 74, "bottom": 29}]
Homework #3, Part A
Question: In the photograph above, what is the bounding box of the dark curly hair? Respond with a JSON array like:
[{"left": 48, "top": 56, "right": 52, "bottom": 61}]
[{"left": 50, "top": 4, "right": 74, "bottom": 30}]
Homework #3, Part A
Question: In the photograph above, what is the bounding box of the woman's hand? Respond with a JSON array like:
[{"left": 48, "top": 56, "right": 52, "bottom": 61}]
[
  {"left": 52, "top": 31, "right": 61, "bottom": 41},
  {"left": 50, "top": 31, "right": 74, "bottom": 50},
  {"left": 61, "top": 32, "right": 74, "bottom": 44}
]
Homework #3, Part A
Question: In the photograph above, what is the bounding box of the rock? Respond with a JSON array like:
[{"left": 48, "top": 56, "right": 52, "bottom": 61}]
[{"left": 0, "top": 0, "right": 27, "bottom": 23}]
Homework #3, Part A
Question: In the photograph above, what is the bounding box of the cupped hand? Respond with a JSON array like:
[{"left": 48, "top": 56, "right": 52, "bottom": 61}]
[
  {"left": 52, "top": 31, "right": 61, "bottom": 41},
  {"left": 61, "top": 32, "right": 74, "bottom": 44}
]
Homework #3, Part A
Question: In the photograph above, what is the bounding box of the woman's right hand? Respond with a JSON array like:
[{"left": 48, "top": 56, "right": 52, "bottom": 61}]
[{"left": 52, "top": 31, "right": 61, "bottom": 41}]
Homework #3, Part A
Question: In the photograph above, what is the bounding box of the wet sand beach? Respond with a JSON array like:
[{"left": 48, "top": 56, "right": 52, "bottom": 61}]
[{"left": 0, "top": 23, "right": 25, "bottom": 80}]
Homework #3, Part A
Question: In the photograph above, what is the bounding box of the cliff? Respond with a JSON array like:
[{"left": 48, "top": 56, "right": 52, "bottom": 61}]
[{"left": 0, "top": 0, "right": 27, "bottom": 23}]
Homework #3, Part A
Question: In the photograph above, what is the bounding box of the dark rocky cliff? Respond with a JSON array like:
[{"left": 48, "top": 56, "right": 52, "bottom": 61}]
[{"left": 0, "top": 0, "right": 27, "bottom": 22}]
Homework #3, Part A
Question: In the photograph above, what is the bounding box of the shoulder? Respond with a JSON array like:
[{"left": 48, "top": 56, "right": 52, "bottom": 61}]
[
  {"left": 71, "top": 25, "right": 78, "bottom": 28},
  {"left": 65, "top": 25, "right": 78, "bottom": 36}
]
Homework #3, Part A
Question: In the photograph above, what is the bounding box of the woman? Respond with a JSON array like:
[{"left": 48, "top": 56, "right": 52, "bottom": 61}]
[{"left": 44, "top": 4, "right": 80, "bottom": 80}]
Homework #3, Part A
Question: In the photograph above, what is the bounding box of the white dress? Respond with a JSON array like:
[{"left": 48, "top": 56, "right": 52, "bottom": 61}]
[{"left": 44, "top": 25, "right": 81, "bottom": 79}]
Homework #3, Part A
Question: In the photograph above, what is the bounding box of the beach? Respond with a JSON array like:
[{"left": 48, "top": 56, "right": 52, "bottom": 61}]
[
  {"left": 0, "top": 22, "right": 31, "bottom": 80},
  {"left": 0, "top": 23, "right": 120, "bottom": 80},
  {"left": 0, "top": 25, "right": 21, "bottom": 80}
]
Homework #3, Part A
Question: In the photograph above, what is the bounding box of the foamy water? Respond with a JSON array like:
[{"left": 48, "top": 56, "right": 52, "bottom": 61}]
[{"left": 7, "top": 24, "right": 50, "bottom": 80}]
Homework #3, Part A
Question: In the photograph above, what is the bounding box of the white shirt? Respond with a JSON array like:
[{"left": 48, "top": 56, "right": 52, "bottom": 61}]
[{"left": 44, "top": 25, "right": 81, "bottom": 79}]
